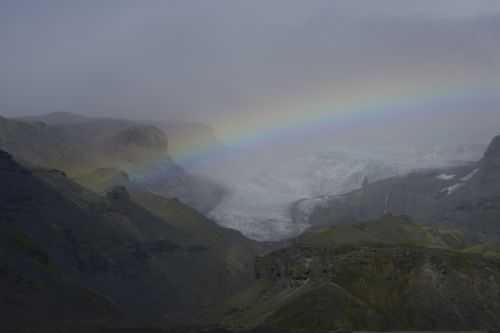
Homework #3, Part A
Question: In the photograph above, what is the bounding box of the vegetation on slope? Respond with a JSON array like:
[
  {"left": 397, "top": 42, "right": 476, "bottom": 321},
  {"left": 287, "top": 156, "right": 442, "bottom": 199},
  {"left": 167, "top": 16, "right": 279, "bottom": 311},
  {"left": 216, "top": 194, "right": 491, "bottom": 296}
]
[{"left": 223, "top": 215, "right": 500, "bottom": 331}]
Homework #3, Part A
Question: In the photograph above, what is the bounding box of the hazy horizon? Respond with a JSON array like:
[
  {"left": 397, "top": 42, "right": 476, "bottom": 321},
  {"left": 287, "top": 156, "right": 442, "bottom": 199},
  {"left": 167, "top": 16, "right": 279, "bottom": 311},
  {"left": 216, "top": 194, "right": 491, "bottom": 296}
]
[{"left": 2, "top": 1, "right": 500, "bottom": 148}]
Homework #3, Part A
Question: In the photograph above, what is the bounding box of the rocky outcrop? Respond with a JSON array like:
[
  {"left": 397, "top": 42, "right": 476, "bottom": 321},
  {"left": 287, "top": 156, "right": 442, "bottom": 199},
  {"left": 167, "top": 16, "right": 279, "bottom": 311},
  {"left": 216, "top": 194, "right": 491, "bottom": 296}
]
[{"left": 251, "top": 246, "right": 500, "bottom": 330}]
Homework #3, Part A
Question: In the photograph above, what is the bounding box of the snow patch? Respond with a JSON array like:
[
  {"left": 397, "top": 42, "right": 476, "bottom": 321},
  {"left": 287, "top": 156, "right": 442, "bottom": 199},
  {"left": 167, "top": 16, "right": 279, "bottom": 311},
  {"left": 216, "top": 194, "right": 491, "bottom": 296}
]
[
  {"left": 439, "top": 168, "right": 478, "bottom": 196},
  {"left": 461, "top": 168, "right": 479, "bottom": 182},
  {"left": 441, "top": 183, "right": 464, "bottom": 195},
  {"left": 436, "top": 173, "right": 456, "bottom": 181}
]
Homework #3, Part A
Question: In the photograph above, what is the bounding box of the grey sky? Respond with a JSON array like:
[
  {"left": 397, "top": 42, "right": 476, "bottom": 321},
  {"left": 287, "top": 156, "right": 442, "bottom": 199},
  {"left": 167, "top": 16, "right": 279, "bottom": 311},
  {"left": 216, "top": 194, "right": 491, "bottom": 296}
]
[{"left": 1, "top": 1, "right": 500, "bottom": 147}]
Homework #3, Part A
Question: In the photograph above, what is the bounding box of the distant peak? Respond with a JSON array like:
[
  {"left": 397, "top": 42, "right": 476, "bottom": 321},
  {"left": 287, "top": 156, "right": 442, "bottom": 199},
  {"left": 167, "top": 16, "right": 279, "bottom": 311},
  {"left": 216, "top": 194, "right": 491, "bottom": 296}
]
[{"left": 483, "top": 134, "right": 500, "bottom": 161}]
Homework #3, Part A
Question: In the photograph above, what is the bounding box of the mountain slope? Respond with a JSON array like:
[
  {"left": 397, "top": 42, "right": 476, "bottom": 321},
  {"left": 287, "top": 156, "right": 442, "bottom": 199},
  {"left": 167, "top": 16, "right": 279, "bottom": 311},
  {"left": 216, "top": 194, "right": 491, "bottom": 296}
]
[
  {"left": 0, "top": 149, "right": 258, "bottom": 330},
  {"left": 0, "top": 150, "right": 119, "bottom": 330},
  {"left": 18, "top": 112, "right": 219, "bottom": 160},
  {"left": 223, "top": 216, "right": 500, "bottom": 331},
  {"left": 0, "top": 113, "right": 161, "bottom": 172}
]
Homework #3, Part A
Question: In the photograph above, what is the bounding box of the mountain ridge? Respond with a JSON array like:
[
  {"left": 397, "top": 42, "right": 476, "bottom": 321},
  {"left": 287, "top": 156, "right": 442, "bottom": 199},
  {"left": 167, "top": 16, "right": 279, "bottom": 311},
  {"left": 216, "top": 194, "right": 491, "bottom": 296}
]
[
  {"left": 0, "top": 113, "right": 226, "bottom": 212},
  {"left": 293, "top": 133, "right": 500, "bottom": 242}
]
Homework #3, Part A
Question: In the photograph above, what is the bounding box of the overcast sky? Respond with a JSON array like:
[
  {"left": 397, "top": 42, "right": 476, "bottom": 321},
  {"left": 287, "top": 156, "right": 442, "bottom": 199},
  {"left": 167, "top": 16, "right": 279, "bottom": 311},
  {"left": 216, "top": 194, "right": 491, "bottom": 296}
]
[{"left": 2, "top": 1, "right": 500, "bottom": 147}]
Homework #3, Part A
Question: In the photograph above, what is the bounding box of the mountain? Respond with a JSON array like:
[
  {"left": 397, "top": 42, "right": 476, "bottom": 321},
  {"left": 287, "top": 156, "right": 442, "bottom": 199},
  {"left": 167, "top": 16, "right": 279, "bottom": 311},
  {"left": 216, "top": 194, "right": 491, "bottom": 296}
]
[
  {"left": 294, "top": 134, "right": 500, "bottom": 241},
  {"left": 17, "top": 112, "right": 219, "bottom": 158},
  {"left": 0, "top": 113, "right": 160, "bottom": 171},
  {"left": 0, "top": 150, "right": 118, "bottom": 331},
  {"left": 222, "top": 215, "right": 500, "bottom": 331},
  {"left": 5, "top": 111, "right": 500, "bottom": 331},
  {"left": 0, "top": 149, "right": 259, "bottom": 331},
  {"left": 0, "top": 113, "right": 225, "bottom": 212},
  {"left": 18, "top": 111, "right": 95, "bottom": 125}
]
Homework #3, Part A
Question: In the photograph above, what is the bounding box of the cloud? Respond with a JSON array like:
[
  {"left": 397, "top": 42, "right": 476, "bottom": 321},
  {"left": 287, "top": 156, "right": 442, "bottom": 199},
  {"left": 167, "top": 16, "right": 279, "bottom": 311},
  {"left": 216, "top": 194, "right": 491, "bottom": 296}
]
[
  {"left": 1, "top": 0, "right": 499, "bottom": 133},
  {"left": 329, "top": 0, "right": 500, "bottom": 19}
]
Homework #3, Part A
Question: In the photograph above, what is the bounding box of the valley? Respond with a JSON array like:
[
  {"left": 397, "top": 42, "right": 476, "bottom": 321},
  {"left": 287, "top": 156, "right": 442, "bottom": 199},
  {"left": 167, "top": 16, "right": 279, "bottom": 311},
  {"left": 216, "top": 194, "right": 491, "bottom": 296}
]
[
  {"left": 1, "top": 112, "right": 500, "bottom": 332},
  {"left": 3, "top": 2, "right": 500, "bottom": 331}
]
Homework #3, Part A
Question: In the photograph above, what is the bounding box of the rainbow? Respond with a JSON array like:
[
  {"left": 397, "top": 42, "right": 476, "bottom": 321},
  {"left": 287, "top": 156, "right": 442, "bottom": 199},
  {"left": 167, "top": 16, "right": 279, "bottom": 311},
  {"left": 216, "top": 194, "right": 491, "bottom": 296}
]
[{"left": 129, "top": 63, "right": 499, "bottom": 181}]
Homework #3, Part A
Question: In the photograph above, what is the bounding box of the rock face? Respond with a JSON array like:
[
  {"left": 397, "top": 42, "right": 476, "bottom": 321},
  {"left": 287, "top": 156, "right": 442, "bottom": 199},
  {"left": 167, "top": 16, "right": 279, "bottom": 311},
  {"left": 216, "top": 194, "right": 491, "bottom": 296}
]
[
  {"left": 224, "top": 216, "right": 500, "bottom": 331},
  {"left": 480, "top": 134, "right": 500, "bottom": 188},
  {"left": 298, "top": 134, "right": 500, "bottom": 241}
]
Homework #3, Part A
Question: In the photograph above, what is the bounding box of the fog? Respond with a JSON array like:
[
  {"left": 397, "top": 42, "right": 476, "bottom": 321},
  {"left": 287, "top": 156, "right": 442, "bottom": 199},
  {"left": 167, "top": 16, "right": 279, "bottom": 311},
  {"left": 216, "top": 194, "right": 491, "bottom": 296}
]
[
  {"left": 2, "top": 1, "right": 500, "bottom": 239},
  {"left": 2, "top": 1, "right": 500, "bottom": 120}
]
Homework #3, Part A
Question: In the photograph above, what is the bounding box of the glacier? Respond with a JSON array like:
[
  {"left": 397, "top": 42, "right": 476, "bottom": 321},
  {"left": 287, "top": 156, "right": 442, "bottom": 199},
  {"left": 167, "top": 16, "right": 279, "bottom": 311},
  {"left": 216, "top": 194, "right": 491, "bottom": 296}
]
[{"left": 183, "top": 143, "right": 486, "bottom": 241}]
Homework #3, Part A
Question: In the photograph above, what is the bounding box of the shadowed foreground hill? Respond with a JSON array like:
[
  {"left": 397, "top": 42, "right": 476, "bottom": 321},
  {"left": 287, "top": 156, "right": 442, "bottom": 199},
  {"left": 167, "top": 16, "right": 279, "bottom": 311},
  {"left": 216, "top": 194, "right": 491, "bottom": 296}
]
[
  {"left": 222, "top": 215, "right": 500, "bottom": 331},
  {"left": 0, "top": 149, "right": 259, "bottom": 331}
]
